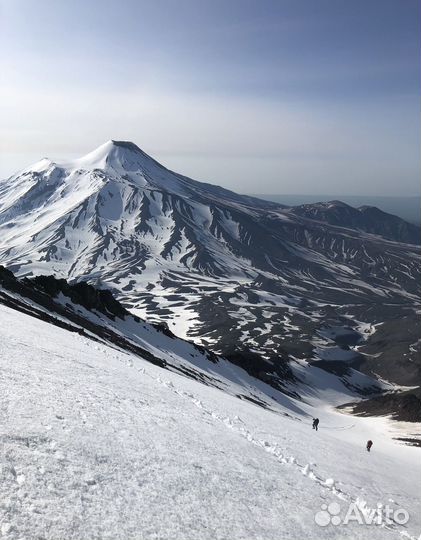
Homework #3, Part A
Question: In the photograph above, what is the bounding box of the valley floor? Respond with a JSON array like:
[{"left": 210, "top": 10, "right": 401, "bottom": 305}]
[{"left": 0, "top": 303, "right": 419, "bottom": 540}]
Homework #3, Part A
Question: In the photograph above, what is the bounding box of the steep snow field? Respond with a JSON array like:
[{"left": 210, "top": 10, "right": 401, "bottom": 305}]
[{"left": 0, "top": 304, "right": 420, "bottom": 540}]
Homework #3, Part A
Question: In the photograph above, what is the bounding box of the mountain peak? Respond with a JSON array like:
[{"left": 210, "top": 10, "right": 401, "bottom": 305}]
[
  {"left": 17, "top": 141, "right": 149, "bottom": 175},
  {"left": 109, "top": 140, "right": 143, "bottom": 152},
  {"left": 73, "top": 140, "right": 151, "bottom": 170}
]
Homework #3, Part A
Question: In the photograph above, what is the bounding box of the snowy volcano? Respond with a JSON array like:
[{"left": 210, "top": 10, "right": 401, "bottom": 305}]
[{"left": 0, "top": 141, "right": 420, "bottom": 390}]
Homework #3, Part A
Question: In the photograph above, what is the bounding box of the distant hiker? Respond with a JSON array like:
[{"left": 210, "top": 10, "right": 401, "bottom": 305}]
[
  {"left": 312, "top": 418, "right": 320, "bottom": 431},
  {"left": 366, "top": 440, "right": 373, "bottom": 452}
]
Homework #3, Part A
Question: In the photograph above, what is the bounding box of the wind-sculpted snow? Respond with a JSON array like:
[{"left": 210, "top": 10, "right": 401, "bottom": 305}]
[{"left": 0, "top": 140, "right": 419, "bottom": 387}]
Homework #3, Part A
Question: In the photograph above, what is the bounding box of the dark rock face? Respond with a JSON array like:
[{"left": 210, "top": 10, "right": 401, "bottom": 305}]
[
  {"left": 340, "top": 388, "right": 421, "bottom": 423},
  {"left": 29, "top": 275, "right": 127, "bottom": 319},
  {"left": 0, "top": 265, "right": 15, "bottom": 284}
]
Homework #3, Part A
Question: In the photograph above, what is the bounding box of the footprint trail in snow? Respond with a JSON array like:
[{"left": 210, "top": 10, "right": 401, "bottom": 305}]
[{"left": 152, "top": 371, "right": 418, "bottom": 540}]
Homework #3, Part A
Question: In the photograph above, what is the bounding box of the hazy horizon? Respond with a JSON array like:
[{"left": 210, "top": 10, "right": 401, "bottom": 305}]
[{"left": 1, "top": 0, "right": 420, "bottom": 196}]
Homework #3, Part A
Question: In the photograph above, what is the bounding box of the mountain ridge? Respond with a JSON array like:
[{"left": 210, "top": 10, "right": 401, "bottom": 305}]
[{"left": 289, "top": 200, "right": 420, "bottom": 245}]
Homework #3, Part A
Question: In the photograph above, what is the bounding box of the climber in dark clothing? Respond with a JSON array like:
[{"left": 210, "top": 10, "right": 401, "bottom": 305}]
[
  {"left": 312, "top": 418, "right": 320, "bottom": 431},
  {"left": 366, "top": 440, "right": 373, "bottom": 452}
]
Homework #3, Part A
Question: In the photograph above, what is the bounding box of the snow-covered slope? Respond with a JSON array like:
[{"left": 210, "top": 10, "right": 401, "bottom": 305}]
[
  {"left": 0, "top": 302, "right": 420, "bottom": 540},
  {"left": 0, "top": 267, "right": 392, "bottom": 408},
  {"left": 0, "top": 141, "right": 419, "bottom": 368}
]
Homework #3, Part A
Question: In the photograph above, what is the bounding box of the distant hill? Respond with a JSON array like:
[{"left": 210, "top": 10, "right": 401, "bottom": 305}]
[{"left": 248, "top": 194, "right": 421, "bottom": 225}]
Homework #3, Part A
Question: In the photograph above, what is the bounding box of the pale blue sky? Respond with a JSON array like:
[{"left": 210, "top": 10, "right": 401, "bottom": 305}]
[{"left": 1, "top": 0, "right": 419, "bottom": 195}]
